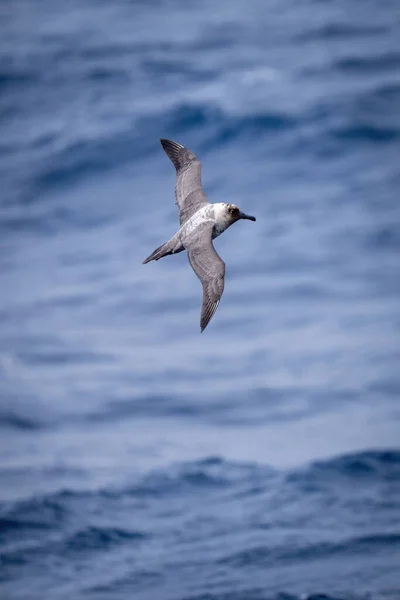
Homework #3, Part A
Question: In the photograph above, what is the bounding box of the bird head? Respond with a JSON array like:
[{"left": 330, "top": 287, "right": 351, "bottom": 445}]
[{"left": 226, "top": 204, "right": 256, "bottom": 223}]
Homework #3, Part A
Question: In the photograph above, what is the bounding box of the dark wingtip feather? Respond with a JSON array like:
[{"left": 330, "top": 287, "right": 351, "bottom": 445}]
[
  {"left": 199, "top": 300, "right": 220, "bottom": 333},
  {"left": 160, "top": 138, "right": 187, "bottom": 170}
]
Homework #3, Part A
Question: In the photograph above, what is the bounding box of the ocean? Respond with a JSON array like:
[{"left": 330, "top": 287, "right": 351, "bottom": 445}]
[{"left": 1, "top": 1, "right": 400, "bottom": 599}]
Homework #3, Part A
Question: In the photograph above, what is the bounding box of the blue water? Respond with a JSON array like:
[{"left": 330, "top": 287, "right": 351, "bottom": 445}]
[{"left": 1, "top": 1, "right": 400, "bottom": 599}]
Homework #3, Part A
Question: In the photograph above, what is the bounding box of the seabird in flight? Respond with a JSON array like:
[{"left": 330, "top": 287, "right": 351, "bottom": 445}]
[{"left": 143, "top": 139, "right": 256, "bottom": 332}]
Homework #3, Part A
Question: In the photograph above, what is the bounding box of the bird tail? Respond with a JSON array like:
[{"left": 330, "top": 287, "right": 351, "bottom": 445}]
[
  {"left": 142, "top": 240, "right": 183, "bottom": 264},
  {"left": 142, "top": 242, "right": 171, "bottom": 264}
]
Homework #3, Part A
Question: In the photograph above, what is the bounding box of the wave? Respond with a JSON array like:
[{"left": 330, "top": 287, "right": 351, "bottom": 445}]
[
  {"left": 296, "top": 22, "right": 390, "bottom": 42},
  {"left": 63, "top": 526, "right": 147, "bottom": 554},
  {"left": 221, "top": 531, "right": 400, "bottom": 568},
  {"left": 300, "top": 449, "right": 400, "bottom": 480},
  {"left": 4, "top": 81, "right": 396, "bottom": 214},
  {"left": 1, "top": 450, "right": 398, "bottom": 598},
  {"left": 0, "top": 410, "right": 43, "bottom": 431},
  {"left": 334, "top": 52, "right": 400, "bottom": 74},
  {"left": 29, "top": 103, "right": 295, "bottom": 193},
  {"left": 2, "top": 449, "right": 398, "bottom": 518}
]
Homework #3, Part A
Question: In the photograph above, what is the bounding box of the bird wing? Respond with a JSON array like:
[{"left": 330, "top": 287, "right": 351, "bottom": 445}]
[
  {"left": 160, "top": 138, "right": 210, "bottom": 225},
  {"left": 186, "top": 222, "right": 226, "bottom": 332}
]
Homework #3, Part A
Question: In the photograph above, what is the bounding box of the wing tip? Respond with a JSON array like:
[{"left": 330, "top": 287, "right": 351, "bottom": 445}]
[
  {"left": 199, "top": 300, "right": 220, "bottom": 333},
  {"left": 160, "top": 138, "right": 184, "bottom": 147},
  {"left": 160, "top": 138, "right": 192, "bottom": 170},
  {"left": 160, "top": 138, "right": 184, "bottom": 154}
]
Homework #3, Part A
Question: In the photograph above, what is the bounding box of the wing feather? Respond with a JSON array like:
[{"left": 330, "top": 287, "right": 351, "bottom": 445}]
[
  {"left": 160, "top": 138, "right": 209, "bottom": 225},
  {"left": 186, "top": 223, "right": 225, "bottom": 332}
]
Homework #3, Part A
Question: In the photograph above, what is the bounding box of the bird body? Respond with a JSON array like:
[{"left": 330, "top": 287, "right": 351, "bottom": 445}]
[{"left": 143, "top": 139, "right": 256, "bottom": 332}]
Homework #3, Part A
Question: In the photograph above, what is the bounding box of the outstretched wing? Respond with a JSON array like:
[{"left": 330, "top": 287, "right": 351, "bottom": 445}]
[
  {"left": 186, "top": 223, "right": 225, "bottom": 332},
  {"left": 160, "top": 138, "right": 210, "bottom": 225}
]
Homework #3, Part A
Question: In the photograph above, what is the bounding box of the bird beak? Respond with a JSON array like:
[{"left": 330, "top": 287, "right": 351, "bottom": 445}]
[{"left": 239, "top": 211, "right": 256, "bottom": 222}]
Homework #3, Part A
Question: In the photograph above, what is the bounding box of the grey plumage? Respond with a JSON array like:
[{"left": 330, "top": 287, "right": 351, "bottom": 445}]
[
  {"left": 186, "top": 222, "right": 225, "bottom": 333},
  {"left": 160, "top": 138, "right": 209, "bottom": 226},
  {"left": 143, "top": 139, "right": 256, "bottom": 332}
]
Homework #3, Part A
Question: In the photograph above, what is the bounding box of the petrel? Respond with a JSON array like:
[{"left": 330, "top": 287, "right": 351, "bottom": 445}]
[{"left": 143, "top": 139, "right": 256, "bottom": 332}]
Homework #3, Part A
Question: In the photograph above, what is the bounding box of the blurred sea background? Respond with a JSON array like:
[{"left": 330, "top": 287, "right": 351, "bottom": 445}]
[{"left": 1, "top": 1, "right": 400, "bottom": 599}]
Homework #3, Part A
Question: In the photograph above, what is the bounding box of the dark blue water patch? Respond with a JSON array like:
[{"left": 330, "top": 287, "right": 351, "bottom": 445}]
[
  {"left": 374, "top": 81, "right": 400, "bottom": 103},
  {"left": 0, "top": 51, "right": 56, "bottom": 91},
  {"left": 0, "top": 213, "right": 59, "bottom": 236},
  {"left": 0, "top": 326, "right": 112, "bottom": 371},
  {"left": 303, "top": 596, "right": 349, "bottom": 600},
  {"left": 0, "top": 516, "right": 46, "bottom": 537},
  {"left": 162, "top": 590, "right": 372, "bottom": 600},
  {"left": 5, "top": 99, "right": 294, "bottom": 200},
  {"left": 329, "top": 82, "right": 400, "bottom": 145},
  {"left": 164, "top": 103, "right": 219, "bottom": 134},
  {"left": 124, "top": 457, "right": 276, "bottom": 500},
  {"left": 44, "top": 204, "right": 116, "bottom": 231},
  {"left": 214, "top": 113, "right": 297, "bottom": 147},
  {"left": 28, "top": 103, "right": 224, "bottom": 193},
  {"left": 141, "top": 57, "right": 218, "bottom": 82},
  {"left": 173, "top": 594, "right": 349, "bottom": 600},
  {"left": 278, "top": 595, "right": 347, "bottom": 600},
  {"left": 57, "top": 249, "right": 110, "bottom": 267},
  {"left": 34, "top": 130, "right": 144, "bottom": 190},
  {"left": 334, "top": 51, "right": 400, "bottom": 74},
  {"left": 188, "top": 23, "right": 249, "bottom": 52},
  {"left": 86, "top": 568, "right": 166, "bottom": 599},
  {"left": 0, "top": 527, "right": 148, "bottom": 585},
  {"left": 134, "top": 294, "right": 200, "bottom": 318},
  {"left": 159, "top": 104, "right": 298, "bottom": 154},
  {"left": 284, "top": 532, "right": 400, "bottom": 562},
  {"left": 76, "top": 37, "right": 198, "bottom": 64},
  {"left": 0, "top": 68, "right": 37, "bottom": 90},
  {"left": 333, "top": 123, "right": 400, "bottom": 143},
  {"left": 62, "top": 526, "right": 147, "bottom": 555},
  {"left": 288, "top": 87, "right": 400, "bottom": 160},
  {"left": 0, "top": 410, "right": 42, "bottom": 432},
  {"left": 85, "top": 66, "right": 132, "bottom": 84},
  {"left": 368, "top": 378, "right": 400, "bottom": 399},
  {"left": 86, "top": 384, "right": 357, "bottom": 429},
  {"left": 0, "top": 457, "right": 270, "bottom": 516},
  {"left": 30, "top": 291, "right": 101, "bottom": 311},
  {"left": 0, "top": 495, "right": 69, "bottom": 540},
  {"left": 0, "top": 490, "right": 147, "bottom": 570},
  {"left": 87, "top": 393, "right": 230, "bottom": 423},
  {"left": 296, "top": 22, "right": 390, "bottom": 42},
  {"left": 287, "top": 450, "right": 400, "bottom": 487},
  {"left": 79, "top": 41, "right": 149, "bottom": 61},
  {"left": 0, "top": 451, "right": 399, "bottom": 597},
  {"left": 219, "top": 532, "right": 400, "bottom": 569},
  {"left": 2, "top": 450, "right": 386, "bottom": 517},
  {"left": 85, "top": 390, "right": 273, "bottom": 427},
  {"left": 0, "top": 203, "right": 116, "bottom": 238},
  {"left": 0, "top": 488, "right": 113, "bottom": 529},
  {"left": 15, "top": 346, "right": 113, "bottom": 368},
  {"left": 318, "top": 449, "right": 400, "bottom": 477},
  {"left": 364, "top": 225, "right": 400, "bottom": 252}
]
